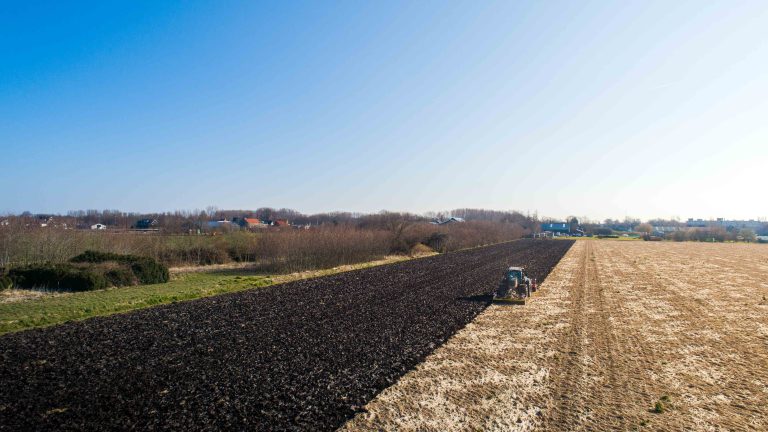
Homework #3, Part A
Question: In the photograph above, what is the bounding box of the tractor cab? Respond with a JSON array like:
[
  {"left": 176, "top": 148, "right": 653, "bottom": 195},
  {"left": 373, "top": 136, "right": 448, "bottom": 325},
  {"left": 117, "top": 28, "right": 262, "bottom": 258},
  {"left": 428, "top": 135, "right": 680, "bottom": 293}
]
[{"left": 506, "top": 268, "right": 525, "bottom": 284}]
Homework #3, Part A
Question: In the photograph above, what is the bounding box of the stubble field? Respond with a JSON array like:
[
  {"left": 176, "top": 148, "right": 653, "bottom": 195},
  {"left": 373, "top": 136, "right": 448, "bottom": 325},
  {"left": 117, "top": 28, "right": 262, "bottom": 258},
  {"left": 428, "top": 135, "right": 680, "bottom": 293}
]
[{"left": 345, "top": 240, "right": 768, "bottom": 431}]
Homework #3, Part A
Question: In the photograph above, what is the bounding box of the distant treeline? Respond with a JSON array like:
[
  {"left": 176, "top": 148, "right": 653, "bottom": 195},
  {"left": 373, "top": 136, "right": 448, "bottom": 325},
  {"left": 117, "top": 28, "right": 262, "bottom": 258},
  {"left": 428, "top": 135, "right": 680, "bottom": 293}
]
[
  {"left": 663, "top": 226, "right": 759, "bottom": 242},
  {"left": 588, "top": 223, "right": 763, "bottom": 242},
  {"left": 3, "top": 207, "right": 538, "bottom": 232}
]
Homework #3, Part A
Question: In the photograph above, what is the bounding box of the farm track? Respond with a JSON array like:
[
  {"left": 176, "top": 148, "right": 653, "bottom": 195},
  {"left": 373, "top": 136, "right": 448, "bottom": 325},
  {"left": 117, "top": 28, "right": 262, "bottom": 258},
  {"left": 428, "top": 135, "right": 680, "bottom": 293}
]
[
  {"left": 0, "top": 239, "right": 573, "bottom": 431},
  {"left": 542, "top": 240, "right": 655, "bottom": 429}
]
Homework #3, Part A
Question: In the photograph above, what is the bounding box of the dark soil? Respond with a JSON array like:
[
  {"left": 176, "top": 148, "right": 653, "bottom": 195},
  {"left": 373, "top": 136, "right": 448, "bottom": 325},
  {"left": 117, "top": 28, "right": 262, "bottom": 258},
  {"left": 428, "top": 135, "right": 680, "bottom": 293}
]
[{"left": 0, "top": 239, "right": 573, "bottom": 431}]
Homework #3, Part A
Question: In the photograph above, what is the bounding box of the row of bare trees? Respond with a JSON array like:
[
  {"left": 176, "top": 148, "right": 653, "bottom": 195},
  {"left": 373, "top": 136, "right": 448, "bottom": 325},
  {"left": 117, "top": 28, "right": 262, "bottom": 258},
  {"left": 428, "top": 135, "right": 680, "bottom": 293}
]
[
  {"left": 0, "top": 215, "right": 532, "bottom": 271},
  {"left": 4, "top": 208, "right": 539, "bottom": 232}
]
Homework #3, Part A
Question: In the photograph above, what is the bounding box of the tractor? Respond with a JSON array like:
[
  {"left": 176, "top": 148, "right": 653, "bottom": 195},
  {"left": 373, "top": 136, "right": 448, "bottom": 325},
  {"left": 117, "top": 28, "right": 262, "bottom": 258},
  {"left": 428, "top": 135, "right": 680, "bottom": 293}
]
[{"left": 493, "top": 266, "right": 536, "bottom": 305}]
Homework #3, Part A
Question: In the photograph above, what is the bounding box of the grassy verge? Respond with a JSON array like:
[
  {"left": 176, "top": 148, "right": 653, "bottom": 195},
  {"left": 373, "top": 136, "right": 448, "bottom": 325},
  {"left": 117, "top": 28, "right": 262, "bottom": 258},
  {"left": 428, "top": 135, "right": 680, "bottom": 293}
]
[{"left": 0, "top": 254, "right": 429, "bottom": 335}]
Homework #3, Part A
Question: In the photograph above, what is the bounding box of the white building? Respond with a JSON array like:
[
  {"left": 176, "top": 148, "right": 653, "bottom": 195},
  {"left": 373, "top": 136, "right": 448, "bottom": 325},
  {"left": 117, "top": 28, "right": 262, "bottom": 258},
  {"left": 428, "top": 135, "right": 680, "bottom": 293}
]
[
  {"left": 687, "top": 218, "right": 764, "bottom": 229},
  {"left": 207, "top": 220, "right": 236, "bottom": 229}
]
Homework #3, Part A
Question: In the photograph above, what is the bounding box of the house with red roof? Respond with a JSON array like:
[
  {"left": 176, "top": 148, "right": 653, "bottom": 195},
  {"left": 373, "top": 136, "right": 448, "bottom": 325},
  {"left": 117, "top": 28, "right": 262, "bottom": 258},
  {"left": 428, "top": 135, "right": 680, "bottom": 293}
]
[{"left": 233, "top": 217, "right": 263, "bottom": 229}]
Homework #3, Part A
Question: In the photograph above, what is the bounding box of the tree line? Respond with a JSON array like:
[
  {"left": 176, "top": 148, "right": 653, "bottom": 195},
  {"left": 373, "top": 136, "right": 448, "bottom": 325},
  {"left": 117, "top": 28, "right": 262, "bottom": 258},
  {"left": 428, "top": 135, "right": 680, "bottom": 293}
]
[{"left": 0, "top": 208, "right": 539, "bottom": 269}]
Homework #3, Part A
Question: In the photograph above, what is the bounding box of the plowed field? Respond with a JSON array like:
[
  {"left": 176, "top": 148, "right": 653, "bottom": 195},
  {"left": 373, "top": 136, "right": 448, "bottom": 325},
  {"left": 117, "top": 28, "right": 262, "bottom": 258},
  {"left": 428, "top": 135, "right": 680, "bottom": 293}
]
[
  {"left": 0, "top": 239, "right": 573, "bottom": 431},
  {"left": 346, "top": 240, "right": 768, "bottom": 431}
]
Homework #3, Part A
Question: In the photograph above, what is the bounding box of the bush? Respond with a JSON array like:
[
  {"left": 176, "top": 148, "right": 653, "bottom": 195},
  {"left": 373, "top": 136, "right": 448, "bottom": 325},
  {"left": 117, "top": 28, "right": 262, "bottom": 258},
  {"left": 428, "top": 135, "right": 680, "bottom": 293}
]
[
  {"left": 424, "top": 232, "right": 449, "bottom": 252},
  {"left": 71, "top": 250, "right": 169, "bottom": 285},
  {"left": 130, "top": 258, "right": 170, "bottom": 284},
  {"left": 105, "top": 268, "right": 137, "bottom": 287},
  {"left": 410, "top": 243, "right": 434, "bottom": 256},
  {"left": 0, "top": 275, "right": 13, "bottom": 290},
  {"left": 5, "top": 251, "right": 170, "bottom": 292},
  {"left": 61, "top": 269, "right": 109, "bottom": 291},
  {"left": 8, "top": 264, "right": 108, "bottom": 292}
]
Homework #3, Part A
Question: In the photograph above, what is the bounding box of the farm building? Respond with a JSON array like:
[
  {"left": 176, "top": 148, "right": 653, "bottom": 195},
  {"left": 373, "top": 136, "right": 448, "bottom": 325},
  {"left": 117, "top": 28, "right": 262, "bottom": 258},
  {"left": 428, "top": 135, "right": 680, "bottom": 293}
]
[
  {"left": 36, "top": 215, "right": 54, "bottom": 227},
  {"left": 686, "top": 218, "right": 764, "bottom": 230},
  {"left": 134, "top": 219, "right": 158, "bottom": 229},
  {"left": 232, "top": 217, "right": 262, "bottom": 229},
  {"left": 259, "top": 219, "right": 290, "bottom": 227},
  {"left": 541, "top": 222, "right": 570, "bottom": 234},
  {"left": 207, "top": 220, "right": 235, "bottom": 229},
  {"left": 430, "top": 217, "right": 465, "bottom": 225},
  {"left": 541, "top": 218, "right": 584, "bottom": 235}
]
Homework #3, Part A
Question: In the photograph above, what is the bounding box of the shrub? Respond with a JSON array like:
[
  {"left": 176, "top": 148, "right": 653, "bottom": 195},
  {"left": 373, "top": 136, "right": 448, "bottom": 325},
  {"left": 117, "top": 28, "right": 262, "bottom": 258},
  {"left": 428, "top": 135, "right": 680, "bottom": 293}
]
[
  {"left": 105, "top": 268, "right": 137, "bottom": 287},
  {"left": 6, "top": 251, "right": 170, "bottom": 292},
  {"left": 61, "top": 269, "right": 109, "bottom": 291},
  {"left": 71, "top": 250, "right": 169, "bottom": 285},
  {"left": 130, "top": 258, "right": 170, "bottom": 285},
  {"left": 8, "top": 264, "right": 108, "bottom": 292},
  {"left": 410, "top": 243, "right": 434, "bottom": 256},
  {"left": 0, "top": 275, "right": 13, "bottom": 290},
  {"left": 424, "top": 232, "right": 449, "bottom": 252}
]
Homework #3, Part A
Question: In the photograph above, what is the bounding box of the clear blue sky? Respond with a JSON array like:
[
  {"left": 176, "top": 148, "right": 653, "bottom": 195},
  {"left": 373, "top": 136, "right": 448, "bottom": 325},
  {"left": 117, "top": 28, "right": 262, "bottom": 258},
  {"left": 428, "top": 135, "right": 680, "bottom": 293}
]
[{"left": 2, "top": 1, "right": 767, "bottom": 221}]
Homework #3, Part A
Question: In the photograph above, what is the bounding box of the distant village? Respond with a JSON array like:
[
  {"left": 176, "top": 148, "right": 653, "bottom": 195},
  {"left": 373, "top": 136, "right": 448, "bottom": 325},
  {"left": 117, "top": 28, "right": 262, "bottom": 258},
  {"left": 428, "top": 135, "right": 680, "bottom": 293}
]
[
  {"left": 0, "top": 212, "right": 471, "bottom": 234},
  {"left": 0, "top": 214, "right": 308, "bottom": 233}
]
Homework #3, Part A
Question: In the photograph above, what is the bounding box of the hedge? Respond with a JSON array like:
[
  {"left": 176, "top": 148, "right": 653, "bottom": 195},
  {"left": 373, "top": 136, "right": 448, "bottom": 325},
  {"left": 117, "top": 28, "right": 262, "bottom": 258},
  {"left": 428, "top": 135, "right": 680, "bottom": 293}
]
[
  {"left": 71, "top": 250, "right": 141, "bottom": 264},
  {"left": 7, "top": 251, "right": 169, "bottom": 292},
  {"left": 8, "top": 264, "right": 108, "bottom": 292},
  {"left": 71, "top": 251, "right": 169, "bottom": 284}
]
